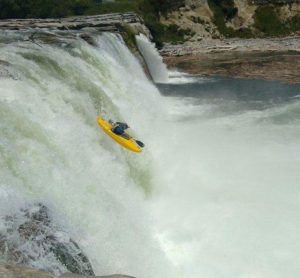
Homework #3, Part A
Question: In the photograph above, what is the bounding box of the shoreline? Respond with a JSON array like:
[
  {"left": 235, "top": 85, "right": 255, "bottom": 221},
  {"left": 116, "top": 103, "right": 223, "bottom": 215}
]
[{"left": 161, "top": 36, "right": 300, "bottom": 84}]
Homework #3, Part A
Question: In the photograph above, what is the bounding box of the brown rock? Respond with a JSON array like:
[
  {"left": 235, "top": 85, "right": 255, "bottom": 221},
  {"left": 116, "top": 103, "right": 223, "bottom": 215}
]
[
  {"left": 0, "top": 264, "right": 136, "bottom": 278},
  {"left": 0, "top": 264, "right": 54, "bottom": 278}
]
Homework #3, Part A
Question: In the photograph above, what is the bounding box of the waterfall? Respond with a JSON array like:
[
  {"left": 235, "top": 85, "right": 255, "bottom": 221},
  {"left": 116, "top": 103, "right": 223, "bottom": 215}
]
[
  {"left": 0, "top": 31, "right": 172, "bottom": 278},
  {"left": 135, "top": 33, "right": 169, "bottom": 83},
  {"left": 1, "top": 29, "right": 300, "bottom": 278}
]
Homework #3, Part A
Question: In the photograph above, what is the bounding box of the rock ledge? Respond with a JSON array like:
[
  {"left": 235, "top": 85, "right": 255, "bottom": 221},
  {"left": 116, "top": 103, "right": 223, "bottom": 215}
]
[{"left": 0, "top": 264, "right": 135, "bottom": 278}]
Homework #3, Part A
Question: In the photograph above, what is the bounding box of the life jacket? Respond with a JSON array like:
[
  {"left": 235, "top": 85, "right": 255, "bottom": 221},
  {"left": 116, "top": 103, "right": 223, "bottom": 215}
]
[
  {"left": 113, "top": 125, "right": 125, "bottom": 135},
  {"left": 115, "top": 122, "right": 129, "bottom": 130}
]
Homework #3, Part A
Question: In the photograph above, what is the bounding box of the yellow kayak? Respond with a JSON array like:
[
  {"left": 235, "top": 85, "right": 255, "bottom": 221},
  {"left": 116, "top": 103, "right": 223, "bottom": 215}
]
[{"left": 96, "top": 116, "right": 142, "bottom": 153}]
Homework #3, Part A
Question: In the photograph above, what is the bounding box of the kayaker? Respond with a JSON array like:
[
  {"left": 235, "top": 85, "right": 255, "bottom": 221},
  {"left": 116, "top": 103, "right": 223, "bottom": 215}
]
[
  {"left": 108, "top": 119, "right": 144, "bottom": 147},
  {"left": 111, "top": 121, "right": 130, "bottom": 138}
]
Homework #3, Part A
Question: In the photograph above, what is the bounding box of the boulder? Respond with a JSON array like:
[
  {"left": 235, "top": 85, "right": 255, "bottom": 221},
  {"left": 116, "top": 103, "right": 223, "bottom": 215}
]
[
  {"left": 0, "top": 264, "right": 54, "bottom": 278},
  {"left": 0, "top": 264, "right": 136, "bottom": 278},
  {"left": 0, "top": 204, "right": 94, "bottom": 276}
]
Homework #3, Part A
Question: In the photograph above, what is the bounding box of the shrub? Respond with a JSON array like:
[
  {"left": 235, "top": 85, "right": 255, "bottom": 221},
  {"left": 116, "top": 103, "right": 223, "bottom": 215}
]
[
  {"left": 207, "top": 0, "right": 253, "bottom": 38},
  {"left": 146, "top": 23, "right": 194, "bottom": 47},
  {"left": 146, "top": 0, "right": 185, "bottom": 16},
  {"left": 116, "top": 23, "right": 137, "bottom": 49},
  {"left": 0, "top": 0, "right": 93, "bottom": 19},
  {"left": 253, "top": 6, "right": 285, "bottom": 36}
]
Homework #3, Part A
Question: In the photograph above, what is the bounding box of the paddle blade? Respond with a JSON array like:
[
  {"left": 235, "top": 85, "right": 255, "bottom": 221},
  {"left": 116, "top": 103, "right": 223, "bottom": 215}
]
[{"left": 135, "top": 140, "right": 145, "bottom": 148}]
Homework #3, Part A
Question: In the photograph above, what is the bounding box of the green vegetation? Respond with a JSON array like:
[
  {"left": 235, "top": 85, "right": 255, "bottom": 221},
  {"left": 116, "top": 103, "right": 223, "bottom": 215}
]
[
  {"left": 133, "top": 0, "right": 188, "bottom": 46},
  {"left": 207, "top": 0, "right": 252, "bottom": 38},
  {"left": 2, "top": 0, "right": 299, "bottom": 45},
  {"left": 116, "top": 23, "right": 137, "bottom": 49},
  {"left": 145, "top": 0, "right": 185, "bottom": 16},
  {"left": 208, "top": 1, "right": 300, "bottom": 38},
  {"left": 209, "top": 0, "right": 237, "bottom": 21},
  {"left": 94, "top": 0, "right": 188, "bottom": 46},
  {"left": 147, "top": 23, "right": 194, "bottom": 48},
  {"left": 84, "top": 0, "right": 144, "bottom": 15},
  {"left": 287, "top": 15, "right": 300, "bottom": 33},
  {"left": 0, "top": 0, "right": 93, "bottom": 19},
  {"left": 190, "top": 16, "right": 206, "bottom": 25},
  {"left": 254, "top": 6, "right": 300, "bottom": 36},
  {"left": 0, "top": 0, "right": 184, "bottom": 20},
  {"left": 254, "top": 6, "right": 285, "bottom": 35},
  {"left": 0, "top": 0, "right": 188, "bottom": 47}
]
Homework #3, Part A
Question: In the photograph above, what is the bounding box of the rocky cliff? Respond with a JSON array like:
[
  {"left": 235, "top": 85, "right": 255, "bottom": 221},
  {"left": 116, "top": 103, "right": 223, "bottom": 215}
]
[
  {"left": 160, "top": 1, "right": 300, "bottom": 84},
  {"left": 160, "top": 0, "right": 300, "bottom": 41}
]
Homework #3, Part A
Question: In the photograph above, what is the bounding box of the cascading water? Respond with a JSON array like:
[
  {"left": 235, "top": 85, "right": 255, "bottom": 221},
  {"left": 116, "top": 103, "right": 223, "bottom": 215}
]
[
  {"left": 1, "top": 29, "right": 300, "bottom": 278},
  {"left": 135, "top": 34, "right": 168, "bottom": 83},
  {"left": 135, "top": 34, "right": 198, "bottom": 85},
  {"left": 0, "top": 31, "right": 173, "bottom": 277}
]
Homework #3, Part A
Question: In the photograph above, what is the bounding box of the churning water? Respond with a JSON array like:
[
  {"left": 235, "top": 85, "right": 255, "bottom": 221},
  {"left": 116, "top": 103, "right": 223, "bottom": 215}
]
[
  {"left": 135, "top": 33, "right": 168, "bottom": 83},
  {"left": 1, "top": 30, "right": 300, "bottom": 278}
]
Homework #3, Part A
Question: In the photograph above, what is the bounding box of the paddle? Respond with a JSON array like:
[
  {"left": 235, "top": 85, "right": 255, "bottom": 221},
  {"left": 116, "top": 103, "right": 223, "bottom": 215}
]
[{"left": 135, "top": 140, "right": 145, "bottom": 148}]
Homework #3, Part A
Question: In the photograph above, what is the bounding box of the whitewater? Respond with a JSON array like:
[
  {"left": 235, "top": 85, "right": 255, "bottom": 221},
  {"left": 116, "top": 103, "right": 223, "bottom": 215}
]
[{"left": 1, "top": 30, "right": 300, "bottom": 278}]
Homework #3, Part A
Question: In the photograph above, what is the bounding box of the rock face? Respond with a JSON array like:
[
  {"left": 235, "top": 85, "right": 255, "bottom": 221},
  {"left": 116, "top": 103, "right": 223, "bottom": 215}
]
[
  {"left": 160, "top": 0, "right": 217, "bottom": 40},
  {"left": 0, "top": 12, "right": 132, "bottom": 30},
  {"left": 161, "top": 36, "right": 300, "bottom": 56},
  {"left": 160, "top": 0, "right": 300, "bottom": 40},
  {"left": 0, "top": 60, "right": 18, "bottom": 80},
  {"left": 0, "top": 264, "right": 54, "bottom": 278},
  {"left": 0, "top": 204, "right": 94, "bottom": 276},
  {"left": 161, "top": 36, "right": 300, "bottom": 84},
  {"left": 0, "top": 264, "right": 135, "bottom": 278},
  {"left": 0, "top": 12, "right": 151, "bottom": 39},
  {"left": 231, "top": 0, "right": 300, "bottom": 29}
]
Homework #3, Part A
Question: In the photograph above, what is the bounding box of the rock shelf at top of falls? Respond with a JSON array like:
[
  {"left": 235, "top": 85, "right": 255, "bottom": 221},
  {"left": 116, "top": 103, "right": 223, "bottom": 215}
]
[
  {"left": 0, "top": 264, "right": 135, "bottom": 278},
  {"left": 0, "top": 12, "right": 151, "bottom": 39}
]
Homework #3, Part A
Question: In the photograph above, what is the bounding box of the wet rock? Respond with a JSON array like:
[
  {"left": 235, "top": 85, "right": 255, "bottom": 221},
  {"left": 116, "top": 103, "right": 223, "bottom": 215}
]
[
  {"left": 79, "top": 33, "right": 97, "bottom": 45},
  {"left": 0, "top": 59, "right": 10, "bottom": 67},
  {"left": 0, "top": 13, "right": 151, "bottom": 39},
  {"left": 0, "top": 60, "right": 18, "bottom": 80},
  {"left": 0, "top": 264, "right": 54, "bottom": 278},
  {"left": 0, "top": 264, "right": 136, "bottom": 278},
  {"left": 0, "top": 204, "right": 94, "bottom": 276}
]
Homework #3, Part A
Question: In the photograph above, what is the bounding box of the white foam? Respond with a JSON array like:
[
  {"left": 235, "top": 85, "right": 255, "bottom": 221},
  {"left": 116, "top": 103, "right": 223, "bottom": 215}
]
[
  {"left": 135, "top": 33, "right": 168, "bottom": 83},
  {"left": 0, "top": 32, "right": 173, "bottom": 278},
  {"left": 1, "top": 30, "right": 300, "bottom": 278}
]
